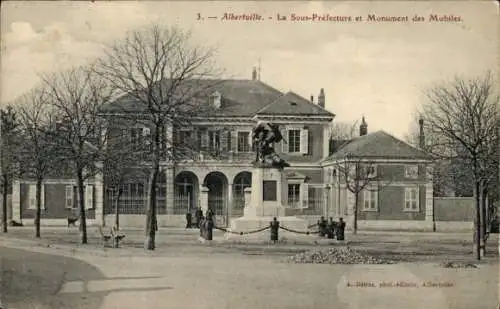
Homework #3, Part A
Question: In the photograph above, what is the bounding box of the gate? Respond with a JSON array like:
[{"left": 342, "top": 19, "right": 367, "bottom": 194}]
[
  {"left": 208, "top": 192, "right": 227, "bottom": 227},
  {"left": 174, "top": 190, "right": 195, "bottom": 215},
  {"left": 304, "top": 184, "right": 325, "bottom": 216}
]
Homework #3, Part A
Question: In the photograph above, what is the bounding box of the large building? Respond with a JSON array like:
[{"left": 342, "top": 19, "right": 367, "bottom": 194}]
[{"left": 11, "top": 71, "right": 451, "bottom": 231}]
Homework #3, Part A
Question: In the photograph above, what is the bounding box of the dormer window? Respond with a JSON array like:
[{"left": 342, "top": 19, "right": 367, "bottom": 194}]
[{"left": 209, "top": 91, "right": 222, "bottom": 109}]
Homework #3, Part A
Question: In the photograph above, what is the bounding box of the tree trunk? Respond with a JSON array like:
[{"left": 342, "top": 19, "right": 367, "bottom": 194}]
[
  {"left": 144, "top": 165, "right": 159, "bottom": 250},
  {"left": 1, "top": 177, "right": 7, "bottom": 233},
  {"left": 352, "top": 192, "right": 359, "bottom": 235},
  {"left": 115, "top": 188, "right": 123, "bottom": 231},
  {"left": 480, "top": 184, "right": 488, "bottom": 256},
  {"left": 77, "top": 171, "right": 87, "bottom": 244},
  {"left": 474, "top": 181, "right": 481, "bottom": 260},
  {"left": 35, "top": 178, "right": 42, "bottom": 238}
]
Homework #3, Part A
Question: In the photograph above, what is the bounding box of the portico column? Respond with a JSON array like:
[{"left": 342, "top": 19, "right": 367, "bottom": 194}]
[
  {"left": 243, "top": 187, "right": 254, "bottom": 217},
  {"left": 200, "top": 186, "right": 209, "bottom": 214},
  {"left": 166, "top": 167, "right": 174, "bottom": 214},
  {"left": 11, "top": 180, "right": 21, "bottom": 223},
  {"left": 227, "top": 183, "right": 233, "bottom": 223},
  {"left": 94, "top": 163, "right": 104, "bottom": 226}
]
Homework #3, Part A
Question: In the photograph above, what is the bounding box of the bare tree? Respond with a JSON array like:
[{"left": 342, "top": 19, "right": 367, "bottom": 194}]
[
  {"left": 420, "top": 71, "right": 499, "bottom": 260},
  {"left": 95, "top": 24, "right": 222, "bottom": 250},
  {"left": 330, "top": 120, "right": 359, "bottom": 140},
  {"left": 334, "top": 154, "right": 391, "bottom": 234},
  {"left": 405, "top": 117, "right": 468, "bottom": 197},
  {"left": 41, "top": 66, "right": 114, "bottom": 244},
  {"left": 15, "top": 86, "right": 60, "bottom": 238},
  {"left": 0, "top": 106, "right": 20, "bottom": 232}
]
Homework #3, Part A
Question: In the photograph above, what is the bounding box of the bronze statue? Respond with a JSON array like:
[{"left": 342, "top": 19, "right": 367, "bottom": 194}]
[{"left": 252, "top": 121, "right": 290, "bottom": 168}]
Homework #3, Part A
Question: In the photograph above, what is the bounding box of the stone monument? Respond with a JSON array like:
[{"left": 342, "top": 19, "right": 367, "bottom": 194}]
[{"left": 226, "top": 121, "right": 309, "bottom": 238}]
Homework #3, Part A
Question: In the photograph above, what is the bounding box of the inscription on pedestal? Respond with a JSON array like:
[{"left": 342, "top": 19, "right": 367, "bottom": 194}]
[{"left": 263, "top": 180, "right": 277, "bottom": 201}]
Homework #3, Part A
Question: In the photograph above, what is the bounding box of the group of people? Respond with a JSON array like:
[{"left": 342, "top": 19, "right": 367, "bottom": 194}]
[
  {"left": 317, "top": 216, "right": 346, "bottom": 240},
  {"left": 185, "top": 207, "right": 216, "bottom": 229}
]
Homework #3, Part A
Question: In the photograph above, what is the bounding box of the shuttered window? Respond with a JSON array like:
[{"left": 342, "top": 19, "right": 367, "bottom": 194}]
[
  {"left": 237, "top": 131, "right": 250, "bottom": 152},
  {"left": 65, "top": 185, "right": 75, "bottom": 209},
  {"left": 404, "top": 187, "right": 419, "bottom": 211},
  {"left": 288, "top": 129, "right": 301, "bottom": 153}
]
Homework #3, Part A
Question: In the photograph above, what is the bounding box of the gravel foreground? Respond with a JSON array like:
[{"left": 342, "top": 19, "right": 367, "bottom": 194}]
[{"left": 287, "top": 246, "right": 396, "bottom": 264}]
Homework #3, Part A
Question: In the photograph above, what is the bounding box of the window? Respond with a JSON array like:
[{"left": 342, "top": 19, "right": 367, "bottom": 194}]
[
  {"left": 263, "top": 181, "right": 277, "bottom": 201},
  {"left": 404, "top": 187, "right": 419, "bottom": 211},
  {"left": 158, "top": 126, "right": 167, "bottom": 149},
  {"left": 209, "top": 91, "right": 222, "bottom": 108},
  {"left": 288, "top": 129, "right": 301, "bottom": 153},
  {"left": 288, "top": 184, "right": 301, "bottom": 208},
  {"left": 237, "top": 131, "right": 250, "bottom": 152},
  {"left": 65, "top": 185, "right": 75, "bottom": 209},
  {"left": 363, "top": 189, "right": 378, "bottom": 211},
  {"left": 157, "top": 173, "right": 167, "bottom": 198},
  {"left": 197, "top": 130, "right": 204, "bottom": 150},
  {"left": 130, "top": 128, "right": 143, "bottom": 147},
  {"left": 208, "top": 131, "right": 221, "bottom": 153},
  {"left": 85, "top": 185, "right": 94, "bottom": 209},
  {"left": 178, "top": 130, "right": 192, "bottom": 154},
  {"left": 179, "top": 130, "right": 191, "bottom": 146},
  {"left": 405, "top": 165, "right": 419, "bottom": 179},
  {"left": 364, "top": 165, "right": 377, "bottom": 178}
]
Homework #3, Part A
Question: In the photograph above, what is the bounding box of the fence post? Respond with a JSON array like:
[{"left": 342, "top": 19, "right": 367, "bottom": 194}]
[{"left": 270, "top": 217, "right": 279, "bottom": 244}]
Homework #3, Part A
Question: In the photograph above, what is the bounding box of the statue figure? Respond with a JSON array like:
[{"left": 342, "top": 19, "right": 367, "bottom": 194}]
[{"left": 252, "top": 121, "right": 290, "bottom": 168}]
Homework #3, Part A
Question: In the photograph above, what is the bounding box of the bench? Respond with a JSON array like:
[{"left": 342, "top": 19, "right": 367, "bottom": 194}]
[
  {"left": 98, "top": 226, "right": 112, "bottom": 247},
  {"left": 110, "top": 226, "right": 126, "bottom": 248}
]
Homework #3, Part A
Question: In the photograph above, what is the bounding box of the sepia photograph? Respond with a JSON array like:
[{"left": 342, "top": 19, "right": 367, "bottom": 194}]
[{"left": 0, "top": 1, "right": 499, "bottom": 308}]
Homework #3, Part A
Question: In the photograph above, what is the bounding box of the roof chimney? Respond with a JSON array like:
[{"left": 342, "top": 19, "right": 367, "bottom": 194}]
[
  {"left": 310, "top": 95, "right": 314, "bottom": 103},
  {"left": 252, "top": 67, "right": 257, "bottom": 80},
  {"left": 419, "top": 118, "right": 425, "bottom": 149},
  {"left": 318, "top": 88, "right": 325, "bottom": 108},
  {"left": 360, "top": 116, "right": 368, "bottom": 136}
]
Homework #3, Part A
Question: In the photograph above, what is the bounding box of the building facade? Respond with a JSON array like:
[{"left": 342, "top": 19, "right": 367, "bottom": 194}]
[
  {"left": 13, "top": 72, "right": 463, "bottom": 231},
  {"left": 322, "top": 130, "right": 436, "bottom": 231}
]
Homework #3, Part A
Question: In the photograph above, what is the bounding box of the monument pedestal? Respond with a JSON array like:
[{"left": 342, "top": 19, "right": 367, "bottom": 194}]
[{"left": 226, "top": 164, "right": 309, "bottom": 240}]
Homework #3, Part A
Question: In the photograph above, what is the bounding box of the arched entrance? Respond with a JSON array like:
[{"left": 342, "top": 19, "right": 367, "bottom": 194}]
[
  {"left": 232, "top": 171, "right": 252, "bottom": 217},
  {"left": 174, "top": 172, "right": 199, "bottom": 215},
  {"left": 203, "top": 172, "right": 228, "bottom": 223}
]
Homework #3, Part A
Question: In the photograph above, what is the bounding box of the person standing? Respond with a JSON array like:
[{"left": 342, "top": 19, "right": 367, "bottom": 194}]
[
  {"left": 195, "top": 207, "right": 203, "bottom": 228},
  {"left": 318, "top": 216, "right": 327, "bottom": 237},
  {"left": 336, "top": 217, "right": 346, "bottom": 241},
  {"left": 185, "top": 212, "right": 192, "bottom": 229},
  {"left": 270, "top": 217, "right": 280, "bottom": 244},
  {"left": 327, "top": 217, "right": 336, "bottom": 239}
]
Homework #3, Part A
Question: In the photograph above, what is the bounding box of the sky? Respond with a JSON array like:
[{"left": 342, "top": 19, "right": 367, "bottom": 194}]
[{"left": 1, "top": 1, "right": 498, "bottom": 139}]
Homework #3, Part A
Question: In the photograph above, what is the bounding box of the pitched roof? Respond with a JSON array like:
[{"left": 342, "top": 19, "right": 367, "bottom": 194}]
[
  {"left": 100, "top": 80, "right": 334, "bottom": 118},
  {"left": 285, "top": 170, "right": 308, "bottom": 180},
  {"left": 256, "top": 91, "right": 334, "bottom": 117},
  {"left": 323, "top": 130, "right": 433, "bottom": 162},
  {"left": 101, "top": 79, "right": 282, "bottom": 116}
]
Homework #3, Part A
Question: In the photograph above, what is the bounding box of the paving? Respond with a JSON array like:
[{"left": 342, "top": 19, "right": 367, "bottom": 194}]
[{"left": 0, "top": 227, "right": 498, "bottom": 309}]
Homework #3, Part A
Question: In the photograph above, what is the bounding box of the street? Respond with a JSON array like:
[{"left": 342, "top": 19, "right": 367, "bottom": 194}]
[
  {"left": 1, "top": 246, "right": 107, "bottom": 309},
  {"left": 1, "top": 229, "right": 499, "bottom": 309}
]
